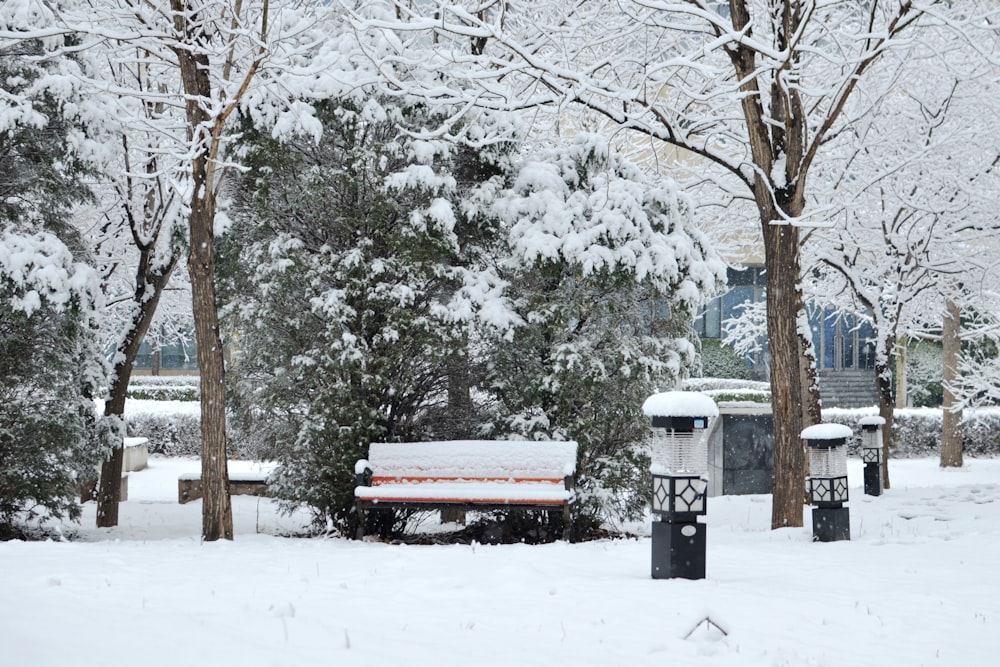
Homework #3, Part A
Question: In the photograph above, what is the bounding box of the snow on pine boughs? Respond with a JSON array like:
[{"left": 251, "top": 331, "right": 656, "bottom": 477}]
[
  {"left": 495, "top": 134, "right": 725, "bottom": 307},
  {"left": 0, "top": 231, "right": 100, "bottom": 316},
  {"left": 482, "top": 135, "right": 726, "bottom": 528},
  {"left": 0, "top": 231, "right": 108, "bottom": 536}
]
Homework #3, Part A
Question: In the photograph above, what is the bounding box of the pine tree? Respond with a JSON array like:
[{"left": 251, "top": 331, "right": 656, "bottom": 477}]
[
  {"left": 484, "top": 135, "right": 724, "bottom": 528},
  {"left": 0, "top": 232, "right": 107, "bottom": 539},
  {"left": 221, "top": 98, "right": 515, "bottom": 533}
]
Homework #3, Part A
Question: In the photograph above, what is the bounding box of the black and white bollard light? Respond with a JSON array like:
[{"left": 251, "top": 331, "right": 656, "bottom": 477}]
[
  {"left": 802, "top": 423, "right": 853, "bottom": 542},
  {"left": 859, "top": 415, "right": 886, "bottom": 496},
  {"left": 643, "top": 391, "right": 718, "bottom": 579}
]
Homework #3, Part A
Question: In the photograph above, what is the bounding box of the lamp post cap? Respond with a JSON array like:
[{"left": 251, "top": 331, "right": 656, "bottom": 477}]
[
  {"left": 642, "top": 391, "right": 719, "bottom": 419},
  {"left": 801, "top": 423, "right": 853, "bottom": 441}
]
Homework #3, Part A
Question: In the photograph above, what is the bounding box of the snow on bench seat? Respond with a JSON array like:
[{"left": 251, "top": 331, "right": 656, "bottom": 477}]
[
  {"left": 178, "top": 469, "right": 273, "bottom": 504},
  {"left": 356, "top": 481, "right": 572, "bottom": 504},
  {"left": 354, "top": 440, "right": 578, "bottom": 540}
]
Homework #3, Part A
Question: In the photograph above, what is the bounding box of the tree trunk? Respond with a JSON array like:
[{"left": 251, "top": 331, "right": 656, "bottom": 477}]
[
  {"left": 151, "top": 347, "right": 162, "bottom": 376},
  {"left": 875, "top": 354, "right": 894, "bottom": 490},
  {"left": 726, "top": 0, "right": 813, "bottom": 528},
  {"left": 894, "top": 334, "right": 907, "bottom": 409},
  {"left": 799, "top": 328, "right": 822, "bottom": 427},
  {"left": 174, "top": 1, "right": 234, "bottom": 540},
  {"left": 96, "top": 252, "right": 179, "bottom": 527},
  {"left": 940, "top": 298, "right": 963, "bottom": 468},
  {"left": 189, "top": 208, "right": 233, "bottom": 540},
  {"left": 763, "top": 222, "right": 807, "bottom": 529}
]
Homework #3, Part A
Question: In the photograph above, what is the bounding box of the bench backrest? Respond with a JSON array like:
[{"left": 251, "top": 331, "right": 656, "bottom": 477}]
[{"left": 367, "top": 440, "right": 577, "bottom": 483}]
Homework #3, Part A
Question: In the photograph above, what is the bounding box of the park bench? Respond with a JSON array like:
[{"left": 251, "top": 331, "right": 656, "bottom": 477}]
[
  {"left": 354, "top": 440, "right": 578, "bottom": 541},
  {"left": 178, "top": 471, "right": 271, "bottom": 504}
]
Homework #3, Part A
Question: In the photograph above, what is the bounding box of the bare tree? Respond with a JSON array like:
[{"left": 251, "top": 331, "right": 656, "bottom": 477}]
[
  {"left": 809, "top": 34, "right": 1000, "bottom": 478},
  {"left": 349, "top": 0, "right": 990, "bottom": 528},
  {"left": 83, "top": 58, "right": 188, "bottom": 528},
  {"left": 59, "top": 0, "right": 340, "bottom": 539}
]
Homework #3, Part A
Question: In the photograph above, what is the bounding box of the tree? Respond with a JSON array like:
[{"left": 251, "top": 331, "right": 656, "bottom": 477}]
[
  {"left": 1, "top": 1, "right": 93, "bottom": 240},
  {"left": 222, "top": 96, "right": 519, "bottom": 533},
  {"left": 807, "top": 26, "right": 1000, "bottom": 477},
  {"left": 484, "top": 134, "right": 724, "bottom": 527},
  {"left": 0, "top": 231, "right": 106, "bottom": 538},
  {"left": 78, "top": 48, "right": 191, "bottom": 528},
  {"left": 349, "top": 0, "right": 984, "bottom": 527},
  {"left": 56, "top": 0, "right": 345, "bottom": 539},
  {"left": 1, "top": 3, "right": 113, "bottom": 536}
]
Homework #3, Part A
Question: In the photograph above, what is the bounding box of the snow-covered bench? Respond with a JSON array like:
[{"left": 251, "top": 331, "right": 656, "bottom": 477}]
[
  {"left": 178, "top": 471, "right": 271, "bottom": 504},
  {"left": 122, "top": 437, "right": 149, "bottom": 472},
  {"left": 354, "top": 440, "right": 578, "bottom": 541}
]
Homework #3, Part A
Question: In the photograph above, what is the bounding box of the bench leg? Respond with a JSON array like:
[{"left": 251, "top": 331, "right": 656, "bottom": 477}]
[{"left": 356, "top": 504, "right": 366, "bottom": 540}]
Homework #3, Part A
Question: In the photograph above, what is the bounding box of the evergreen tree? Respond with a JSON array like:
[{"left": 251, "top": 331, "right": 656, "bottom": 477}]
[
  {"left": 0, "top": 232, "right": 106, "bottom": 539},
  {"left": 484, "top": 135, "right": 725, "bottom": 528},
  {"left": 0, "top": 22, "right": 92, "bottom": 240},
  {"left": 221, "top": 99, "right": 515, "bottom": 533},
  {"left": 1, "top": 7, "right": 109, "bottom": 538}
]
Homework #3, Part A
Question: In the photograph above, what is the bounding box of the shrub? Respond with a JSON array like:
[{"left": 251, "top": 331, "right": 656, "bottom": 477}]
[
  {"left": 822, "top": 408, "right": 1000, "bottom": 457},
  {"left": 907, "top": 341, "right": 943, "bottom": 407},
  {"left": 698, "top": 339, "right": 753, "bottom": 380}
]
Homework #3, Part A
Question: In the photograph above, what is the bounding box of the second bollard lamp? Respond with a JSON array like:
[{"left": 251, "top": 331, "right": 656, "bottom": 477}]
[
  {"left": 859, "top": 415, "right": 886, "bottom": 496},
  {"left": 643, "top": 391, "right": 718, "bottom": 580},
  {"left": 802, "top": 423, "right": 853, "bottom": 542}
]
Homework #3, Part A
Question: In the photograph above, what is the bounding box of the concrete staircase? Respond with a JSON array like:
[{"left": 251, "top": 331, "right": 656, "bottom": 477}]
[{"left": 817, "top": 369, "right": 879, "bottom": 409}]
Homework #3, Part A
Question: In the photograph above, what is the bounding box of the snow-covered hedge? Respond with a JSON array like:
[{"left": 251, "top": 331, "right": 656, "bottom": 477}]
[
  {"left": 120, "top": 400, "right": 256, "bottom": 459},
  {"left": 682, "top": 377, "right": 771, "bottom": 404},
  {"left": 820, "top": 408, "right": 1000, "bottom": 458},
  {"left": 126, "top": 376, "right": 200, "bottom": 402}
]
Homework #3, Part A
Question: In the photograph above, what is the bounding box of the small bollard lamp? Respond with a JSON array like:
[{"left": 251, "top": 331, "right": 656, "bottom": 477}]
[
  {"left": 802, "top": 423, "right": 853, "bottom": 542},
  {"left": 859, "top": 415, "right": 886, "bottom": 496},
  {"left": 643, "top": 391, "right": 718, "bottom": 579}
]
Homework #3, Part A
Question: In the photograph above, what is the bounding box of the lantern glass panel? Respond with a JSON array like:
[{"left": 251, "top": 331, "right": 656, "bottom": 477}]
[
  {"left": 862, "top": 446, "right": 883, "bottom": 464},
  {"left": 809, "top": 475, "right": 849, "bottom": 504},
  {"left": 652, "top": 476, "right": 671, "bottom": 513},
  {"left": 674, "top": 476, "right": 708, "bottom": 514},
  {"left": 650, "top": 429, "right": 708, "bottom": 475},
  {"left": 808, "top": 444, "right": 847, "bottom": 477},
  {"left": 651, "top": 474, "right": 708, "bottom": 516}
]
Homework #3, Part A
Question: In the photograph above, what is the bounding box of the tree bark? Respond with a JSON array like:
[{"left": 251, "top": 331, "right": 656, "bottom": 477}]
[
  {"left": 940, "top": 297, "right": 963, "bottom": 468},
  {"left": 189, "top": 202, "right": 233, "bottom": 541},
  {"left": 875, "top": 354, "right": 895, "bottom": 490},
  {"left": 762, "top": 221, "right": 808, "bottom": 528},
  {"left": 173, "top": 0, "right": 234, "bottom": 540},
  {"left": 799, "top": 329, "right": 822, "bottom": 427}
]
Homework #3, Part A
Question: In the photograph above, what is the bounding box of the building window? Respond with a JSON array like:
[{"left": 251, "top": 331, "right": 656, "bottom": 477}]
[
  {"left": 807, "top": 305, "right": 876, "bottom": 371},
  {"left": 695, "top": 266, "right": 766, "bottom": 340}
]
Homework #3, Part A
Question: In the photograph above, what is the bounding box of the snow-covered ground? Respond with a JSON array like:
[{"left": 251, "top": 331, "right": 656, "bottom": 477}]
[{"left": 2, "top": 456, "right": 998, "bottom": 666}]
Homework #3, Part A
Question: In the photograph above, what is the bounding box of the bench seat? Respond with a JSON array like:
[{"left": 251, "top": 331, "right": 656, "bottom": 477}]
[
  {"left": 355, "top": 440, "right": 577, "bottom": 540},
  {"left": 356, "top": 480, "right": 572, "bottom": 504},
  {"left": 178, "top": 471, "right": 271, "bottom": 504}
]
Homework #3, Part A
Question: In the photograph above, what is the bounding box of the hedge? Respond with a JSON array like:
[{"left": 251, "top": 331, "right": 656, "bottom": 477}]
[
  {"left": 123, "top": 408, "right": 257, "bottom": 459},
  {"left": 822, "top": 407, "right": 1000, "bottom": 458}
]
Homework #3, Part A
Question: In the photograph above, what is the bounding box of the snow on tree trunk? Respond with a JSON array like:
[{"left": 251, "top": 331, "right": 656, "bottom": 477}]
[
  {"left": 875, "top": 350, "right": 895, "bottom": 490},
  {"left": 895, "top": 335, "right": 908, "bottom": 410},
  {"left": 941, "top": 297, "right": 963, "bottom": 468}
]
